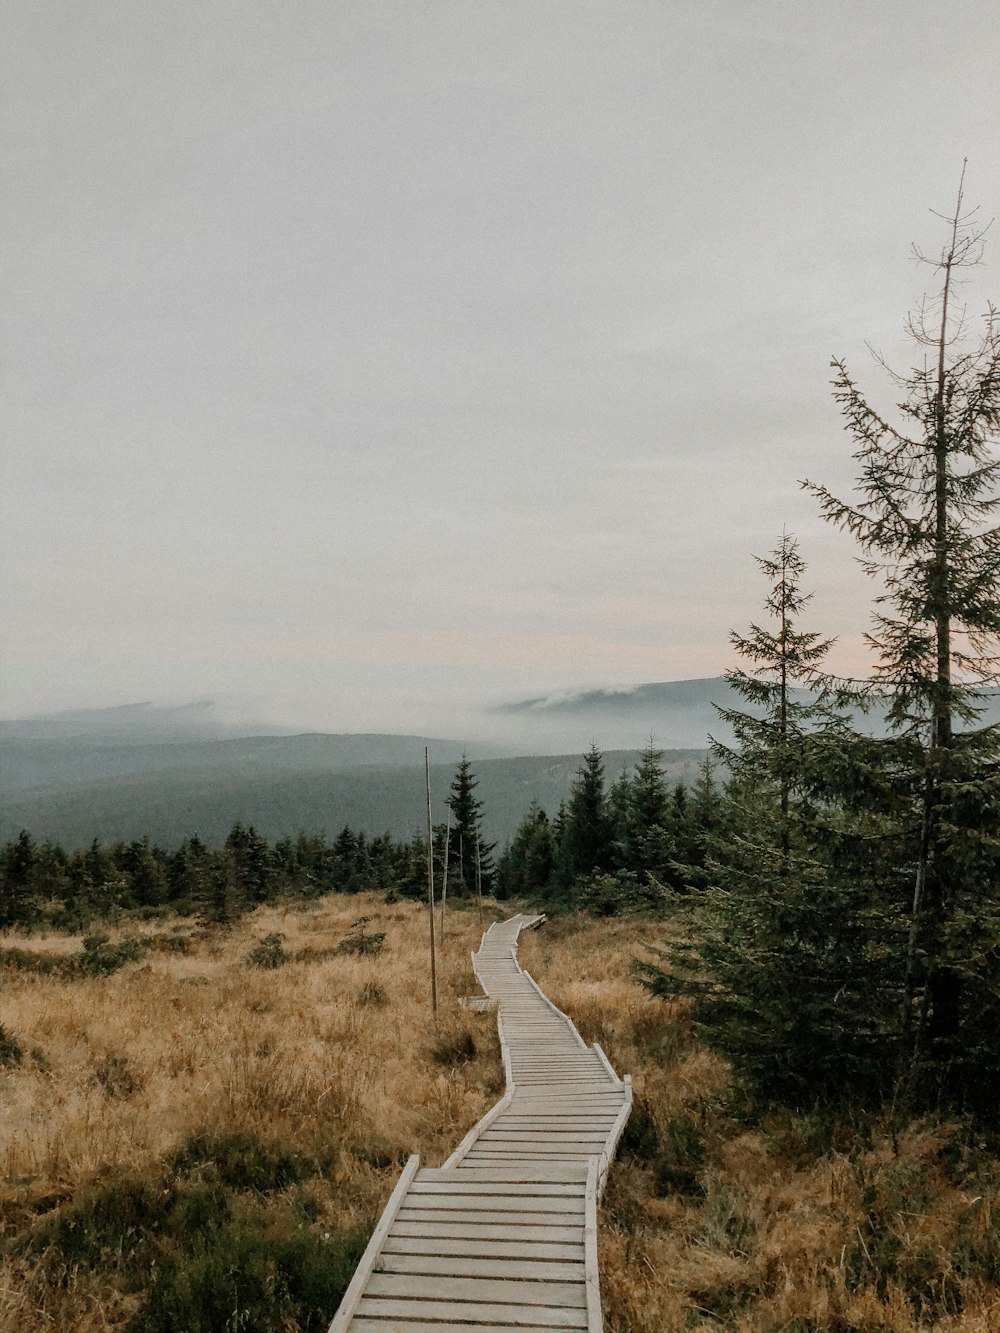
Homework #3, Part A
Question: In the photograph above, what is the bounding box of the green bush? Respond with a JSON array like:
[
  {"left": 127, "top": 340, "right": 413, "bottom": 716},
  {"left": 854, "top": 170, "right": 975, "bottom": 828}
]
[
  {"left": 24, "top": 1177, "right": 230, "bottom": 1278},
  {"left": 94, "top": 1052, "right": 144, "bottom": 1098},
  {"left": 618, "top": 1100, "right": 705, "bottom": 1198},
  {"left": 133, "top": 1216, "right": 368, "bottom": 1333},
  {"left": 0, "top": 1022, "right": 24, "bottom": 1066},
  {"left": 575, "top": 870, "right": 665, "bottom": 917},
  {"left": 357, "top": 980, "right": 386, "bottom": 1007},
  {"left": 247, "top": 933, "right": 290, "bottom": 969},
  {"left": 0, "top": 946, "right": 70, "bottom": 976},
  {"left": 347, "top": 1139, "right": 405, "bottom": 1169},
  {"left": 335, "top": 916, "right": 385, "bottom": 957},
  {"left": 174, "top": 1131, "right": 315, "bottom": 1193},
  {"left": 77, "top": 932, "right": 148, "bottom": 977},
  {"left": 431, "top": 1030, "right": 477, "bottom": 1066},
  {"left": 654, "top": 1115, "right": 706, "bottom": 1198}
]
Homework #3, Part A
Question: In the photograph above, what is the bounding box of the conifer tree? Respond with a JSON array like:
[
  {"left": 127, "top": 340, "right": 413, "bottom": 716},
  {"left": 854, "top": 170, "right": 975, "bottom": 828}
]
[
  {"left": 445, "top": 757, "right": 495, "bottom": 894},
  {"left": 640, "top": 538, "right": 887, "bottom": 1105},
  {"left": 496, "top": 801, "right": 555, "bottom": 900},
  {"left": 627, "top": 740, "right": 673, "bottom": 884},
  {"left": 803, "top": 171, "right": 1000, "bottom": 1108},
  {"left": 0, "top": 830, "right": 42, "bottom": 928},
  {"left": 553, "top": 744, "right": 612, "bottom": 890},
  {"left": 715, "top": 533, "right": 835, "bottom": 865},
  {"left": 223, "top": 824, "right": 275, "bottom": 913}
]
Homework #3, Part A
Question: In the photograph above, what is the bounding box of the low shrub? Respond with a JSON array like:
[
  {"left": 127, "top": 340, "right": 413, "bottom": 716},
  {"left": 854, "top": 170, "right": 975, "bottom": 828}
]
[
  {"left": 431, "top": 1029, "right": 477, "bottom": 1067},
  {"left": 357, "top": 979, "right": 387, "bottom": 1006},
  {"left": 23, "top": 1176, "right": 230, "bottom": 1277},
  {"left": 618, "top": 1097, "right": 660, "bottom": 1161},
  {"left": 133, "top": 1214, "right": 368, "bottom": 1333},
  {"left": 0, "top": 1021, "right": 24, "bottom": 1066},
  {"left": 0, "top": 946, "right": 70, "bottom": 976},
  {"left": 30, "top": 1043, "right": 52, "bottom": 1072},
  {"left": 77, "top": 931, "right": 148, "bottom": 977},
  {"left": 93, "top": 1052, "right": 144, "bottom": 1098},
  {"left": 653, "top": 1115, "right": 706, "bottom": 1198},
  {"left": 246, "top": 933, "right": 290, "bottom": 969},
  {"left": 348, "top": 1139, "right": 406, "bottom": 1169},
  {"left": 618, "top": 1099, "right": 705, "bottom": 1197},
  {"left": 336, "top": 916, "right": 386, "bottom": 957},
  {"left": 174, "top": 1130, "right": 315, "bottom": 1193},
  {"left": 152, "top": 931, "right": 193, "bottom": 954}
]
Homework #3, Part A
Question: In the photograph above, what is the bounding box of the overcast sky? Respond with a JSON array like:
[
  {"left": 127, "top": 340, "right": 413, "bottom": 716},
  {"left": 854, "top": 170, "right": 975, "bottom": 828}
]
[{"left": 3, "top": 0, "right": 999, "bottom": 735}]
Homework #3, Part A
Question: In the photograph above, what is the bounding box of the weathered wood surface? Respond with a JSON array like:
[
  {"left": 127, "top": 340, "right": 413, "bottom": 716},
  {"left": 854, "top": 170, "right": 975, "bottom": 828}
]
[{"left": 329, "top": 913, "right": 632, "bottom": 1333}]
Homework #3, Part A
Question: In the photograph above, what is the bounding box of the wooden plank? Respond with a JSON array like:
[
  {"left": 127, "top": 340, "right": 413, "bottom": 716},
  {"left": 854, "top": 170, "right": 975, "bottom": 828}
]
[
  {"left": 480, "top": 1130, "right": 612, "bottom": 1141},
  {"left": 352, "top": 1322, "right": 581, "bottom": 1333},
  {"left": 382, "top": 1236, "right": 584, "bottom": 1261},
  {"left": 397, "top": 1208, "right": 585, "bottom": 1226},
  {"left": 490, "top": 1125, "right": 620, "bottom": 1133},
  {"left": 364, "top": 1273, "right": 586, "bottom": 1307},
  {"left": 410, "top": 1181, "right": 584, "bottom": 1196},
  {"left": 398, "top": 1194, "right": 582, "bottom": 1214},
  {"left": 492, "top": 1119, "right": 621, "bottom": 1129},
  {"left": 377, "top": 1253, "right": 587, "bottom": 1281},
  {"left": 420, "top": 1165, "right": 587, "bottom": 1182},
  {"left": 509, "top": 1088, "right": 625, "bottom": 1098},
  {"left": 467, "top": 1142, "right": 607, "bottom": 1152},
  {"left": 513, "top": 1078, "right": 615, "bottom": 1086},
  {"left": 477, "top": 1142, "right": 610, "bottom": 1152},
  {"left": 504, "top": 1107, "right": 624, "bottom": 1116},
  {"left": 460, "top": 1155, "right": 590, "bottom": 1163},
  {"left": 390, "top": 1221, "right": 584, "bottom": 1244},
  {"left": 511, "top": 1056, "right": 600, "bottom": 1063},
  {"left": 354, "top": 1298, "right": 587, "bottom": 1329}
]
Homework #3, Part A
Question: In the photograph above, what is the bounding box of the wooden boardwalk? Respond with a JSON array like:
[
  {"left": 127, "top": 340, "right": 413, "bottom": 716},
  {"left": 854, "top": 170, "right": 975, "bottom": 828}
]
[{"left": 329, "top": 913, "right": 632, "bottom": 1333}]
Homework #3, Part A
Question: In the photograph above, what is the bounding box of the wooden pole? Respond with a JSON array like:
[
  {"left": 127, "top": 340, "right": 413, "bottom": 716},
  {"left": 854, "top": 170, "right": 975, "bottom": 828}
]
[
  {"left": 440, "top": 809, "right": 451, "bottom": 944},
  {"left": 424, "top": 747, "right": 437, "bottom": 1016},
  {"left": 475, "top": 830, "right": 484, "bottom": 931}
]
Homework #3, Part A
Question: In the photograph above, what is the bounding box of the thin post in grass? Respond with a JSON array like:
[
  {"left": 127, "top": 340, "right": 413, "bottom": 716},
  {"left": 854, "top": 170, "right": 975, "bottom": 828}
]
[
  {"left": 440, "top": 809, "right": 451, "bottom": 944},
  {"left": 424, "top": 747, "right": 438, "bottom": 1017},
  {"left": 475, "top": 830, "right": 484, "bottom": 931}
]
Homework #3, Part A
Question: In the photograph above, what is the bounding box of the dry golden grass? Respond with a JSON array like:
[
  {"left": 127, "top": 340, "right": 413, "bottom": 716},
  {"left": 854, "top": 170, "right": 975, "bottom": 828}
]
[
  {"left": 0, "top": 895, "right": 504, "bottom": 1332},
  {"left": 3, "top": 900, "right": 998, "bottom": 1332},
  {"left": 518, "top": 913, "right": 1000, "bottom": 1333}
]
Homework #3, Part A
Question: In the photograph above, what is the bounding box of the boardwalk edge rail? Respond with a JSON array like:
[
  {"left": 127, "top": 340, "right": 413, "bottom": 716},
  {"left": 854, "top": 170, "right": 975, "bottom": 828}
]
[{"left": 327, "top": 1152, "right": 421, "bottom": 1333}]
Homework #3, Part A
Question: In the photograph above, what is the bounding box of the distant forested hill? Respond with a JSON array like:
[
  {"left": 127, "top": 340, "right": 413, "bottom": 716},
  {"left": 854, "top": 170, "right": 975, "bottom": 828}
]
[
  {"left": 0, "top": 746, "right": 705, "bottom": 847},
  {"left": 11, "top": 676, "right": 996, "bottom": 848},
  {"left": 497, "top": 677, "right": 1000, "bottom": 749}
]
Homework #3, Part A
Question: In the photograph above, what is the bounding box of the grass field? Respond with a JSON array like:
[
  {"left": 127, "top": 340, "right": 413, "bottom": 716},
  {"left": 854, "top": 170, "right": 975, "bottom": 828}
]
[
  {"left": 2, "top": 897, "right": 998, "bottom": 1331},
  {"left": 0, "top": 895, "right": 502, "bottom": 1332}
]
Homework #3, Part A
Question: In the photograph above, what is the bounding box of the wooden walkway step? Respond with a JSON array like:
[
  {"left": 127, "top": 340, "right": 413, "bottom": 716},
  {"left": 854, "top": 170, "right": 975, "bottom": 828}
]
[{"left": 329, "top": 913, "right": 632, "bottom": 1333}]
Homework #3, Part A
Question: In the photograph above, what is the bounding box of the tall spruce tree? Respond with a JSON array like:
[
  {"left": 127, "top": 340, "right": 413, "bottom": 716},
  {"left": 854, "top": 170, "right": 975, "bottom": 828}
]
[
  {"left": 1, "top": 830, "right": 42, "bottom": 928},
  {"left": 804, "top": 172, "right": 1000, "bottom": 1110},
  {"left": 608, "top": 741, "right": 677, "bottom": 900},
  {"left": 553, "top": 744, "right": 612, "bottom": 891},
  {"left": 496, "top": 802, "right": 555, "bottom": 900},
  {"left": 445, "top": 756, "right": 495, "bottom": 894},
  {"left": 716, "top": 533, "right": 836, "bottom": 865},
  {"left": 640, "top": 537, "right": 889, "bottom": 1105}
]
